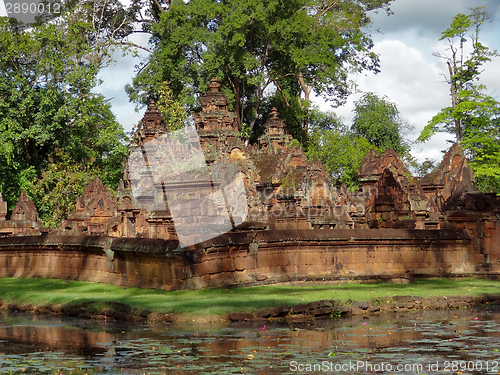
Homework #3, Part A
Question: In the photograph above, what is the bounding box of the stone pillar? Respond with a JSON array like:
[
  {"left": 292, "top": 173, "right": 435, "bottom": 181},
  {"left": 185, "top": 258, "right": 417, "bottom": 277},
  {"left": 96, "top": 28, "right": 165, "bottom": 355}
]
[{"left": 0, "top": 193, "right": 7, "bottom": 220}]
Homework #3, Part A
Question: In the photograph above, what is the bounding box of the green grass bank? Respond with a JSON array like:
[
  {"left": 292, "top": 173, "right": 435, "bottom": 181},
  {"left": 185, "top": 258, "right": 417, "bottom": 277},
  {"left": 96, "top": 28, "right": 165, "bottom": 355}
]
[{"left": 0, "top": 277, "right": 500, "bottom": 317}]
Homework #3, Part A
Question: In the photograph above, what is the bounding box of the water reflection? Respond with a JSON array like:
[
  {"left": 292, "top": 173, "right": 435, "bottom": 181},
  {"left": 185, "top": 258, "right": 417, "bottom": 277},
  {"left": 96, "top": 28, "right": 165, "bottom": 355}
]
[{"left": 0, "top": 308, "right": 499, "bottom": 374}]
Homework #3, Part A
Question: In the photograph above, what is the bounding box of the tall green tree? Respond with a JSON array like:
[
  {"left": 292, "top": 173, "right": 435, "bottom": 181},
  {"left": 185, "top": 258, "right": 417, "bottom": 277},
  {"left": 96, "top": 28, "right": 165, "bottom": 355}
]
[
  {"left": 418, "top": 7, "right": 498, "bottom": 143},
  {"left": 126, "top": 0, "right": 392, "bottom": 135},
  {"left": 351, "top": 92, "right": 411, "bottom": 155},
  {"left": 418, "top": 7, "right": 500, "bottom": 193},
  {"left": 455, "top": 86, "right": 500, "bottom": 192},
  {"left": 0, "top": 12, "right": 128, "bottom": 215}
]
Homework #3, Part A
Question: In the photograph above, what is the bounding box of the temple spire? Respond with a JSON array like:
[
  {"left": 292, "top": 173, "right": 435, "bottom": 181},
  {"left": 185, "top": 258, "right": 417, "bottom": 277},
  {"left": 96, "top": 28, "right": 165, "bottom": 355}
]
[{"left": 135, "top": 100, "right": 169, "bottom": 144}]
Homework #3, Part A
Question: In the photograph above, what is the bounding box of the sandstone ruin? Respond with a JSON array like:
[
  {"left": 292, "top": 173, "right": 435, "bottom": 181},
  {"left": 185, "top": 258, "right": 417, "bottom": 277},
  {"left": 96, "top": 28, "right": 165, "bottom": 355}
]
[{"left": 0, "top": 78, "right": 499, "bottom": 288}]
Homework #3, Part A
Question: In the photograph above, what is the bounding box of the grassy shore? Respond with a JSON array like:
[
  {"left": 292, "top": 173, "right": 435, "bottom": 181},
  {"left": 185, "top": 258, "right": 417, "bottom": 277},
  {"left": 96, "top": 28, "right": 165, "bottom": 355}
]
[{"left": 0, "top": 277, "right": 499, "bottom": 317}]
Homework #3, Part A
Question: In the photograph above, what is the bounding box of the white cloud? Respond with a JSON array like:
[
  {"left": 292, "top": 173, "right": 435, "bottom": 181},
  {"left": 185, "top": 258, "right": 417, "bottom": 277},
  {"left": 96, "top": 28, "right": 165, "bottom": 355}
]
[
  {"left": 314, "top": 39, "right": 453, "bottom": 162},
  {"left": 94, "top": 33, "right": 150, "bottom": 134},
  {"left": 481, "top": 57, "right": 500, "bottom": 97},
  {"left": 357, "top": 40, "right": 449, "bottom": 115},
  {"left": 368, "top": 0, "right": 500, "bottom": 39},
  {"left": 313, "top": 8, "right": 500, "bottom": 164}
]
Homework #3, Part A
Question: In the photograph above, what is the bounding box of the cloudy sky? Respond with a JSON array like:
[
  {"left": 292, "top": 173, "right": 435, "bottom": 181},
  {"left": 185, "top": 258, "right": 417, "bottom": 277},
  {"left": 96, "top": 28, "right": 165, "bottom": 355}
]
[
  {"left": 96, "top": 0, "right": 500, "bottom": 164},
  {"left": 317, "top": 0, "right": 500, "bottom": 163}
]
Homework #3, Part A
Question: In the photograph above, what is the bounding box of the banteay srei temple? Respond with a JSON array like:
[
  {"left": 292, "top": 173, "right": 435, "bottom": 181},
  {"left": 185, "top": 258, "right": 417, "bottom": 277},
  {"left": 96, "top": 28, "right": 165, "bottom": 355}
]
[{"left": 0, "top": 78, "right": 499, "bottom": 289}]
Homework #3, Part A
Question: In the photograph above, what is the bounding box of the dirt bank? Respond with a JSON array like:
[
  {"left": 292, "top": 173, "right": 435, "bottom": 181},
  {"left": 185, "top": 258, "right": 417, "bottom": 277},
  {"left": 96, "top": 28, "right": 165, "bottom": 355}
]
[{"left": 2, "top": 293, "right": 500, "bottom": 324}]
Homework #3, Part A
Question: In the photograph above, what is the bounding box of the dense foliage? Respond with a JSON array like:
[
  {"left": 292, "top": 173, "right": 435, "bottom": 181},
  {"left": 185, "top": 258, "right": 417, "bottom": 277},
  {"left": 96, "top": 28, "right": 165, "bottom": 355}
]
[
  {"left": 126, "top": 0, "right": 393, "bottom": 134},
  {"left": 306, "top": 111, "right": 375, "bottom": 189},
  {"left": 352, "top": 92, "right": 411, "bottom": 155},
  {"left": 156, "top": 82, "right": 189, "bottom": 131},
  {"left": 0, "top": 4, "right": 130, "bottom": 223},
  {"left": 28, "top": 152, "right": 104, "bottom": 227},
  {"left": 123, "top": 0, "right": 396, "bottom": 188}
]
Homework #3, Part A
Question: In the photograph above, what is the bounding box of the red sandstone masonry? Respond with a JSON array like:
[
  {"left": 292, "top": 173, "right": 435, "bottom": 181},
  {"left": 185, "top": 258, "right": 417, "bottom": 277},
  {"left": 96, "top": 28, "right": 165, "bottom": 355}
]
[
  {"left": 4, "top": 86, "right": 499, "bottom": 279},
  {"left": 0, "top": 229, "right": 473, "bottom": 290},
  {"left": 3, "top": 83, "right": 500, "bottom": 277}
]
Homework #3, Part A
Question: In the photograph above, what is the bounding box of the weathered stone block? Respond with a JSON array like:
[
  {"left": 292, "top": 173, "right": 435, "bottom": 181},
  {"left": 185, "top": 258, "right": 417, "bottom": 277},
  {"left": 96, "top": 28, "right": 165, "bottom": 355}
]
[{"left": 232, "top": 256, "right": 246, "bottom": 271}]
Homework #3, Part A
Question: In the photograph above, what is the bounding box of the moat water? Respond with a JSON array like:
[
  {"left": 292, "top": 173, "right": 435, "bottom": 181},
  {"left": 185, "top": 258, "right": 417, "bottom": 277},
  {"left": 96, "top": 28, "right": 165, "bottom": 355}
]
[{"left": 0, "top": 308, "right": 500, "bottom": 374}]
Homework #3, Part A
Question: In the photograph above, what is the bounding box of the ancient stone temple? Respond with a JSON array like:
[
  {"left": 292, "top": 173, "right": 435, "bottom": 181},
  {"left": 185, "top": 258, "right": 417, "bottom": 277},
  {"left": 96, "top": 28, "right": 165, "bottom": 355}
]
[
  {"left": 117, "top": 99, "right": 177, "bottom": 240},
  {"left": 10, "top": 190, "right": 39, "bottom": 222},
  {"left": 258, "top": 107, "right": 293, "bottom": 152},
  {"left": 2, "top": 77, "right": 500, "bottom": 255},
  {"left": 357, "top": 145, "right": 481, "bottom": 230},
  {"left": 0, "top": 190, "right": 40, "bottom": 236},
  {"left": 63, "top": 177, "right": 119, "bottom": 236},
  {"left": 15, "top": 77, "right": 490, "bottom": 243},
  {"left": 110, "top": 78, "right": 357, "bottom": 238},
  {"left": 2, "top": 78, "right": 500, "bottom": 288},
  {"left": 193, "top": 77, "right": 240, "bottom": 158},
  {"left": 359, "top": 148, "right": 420, "bottom": 229}
]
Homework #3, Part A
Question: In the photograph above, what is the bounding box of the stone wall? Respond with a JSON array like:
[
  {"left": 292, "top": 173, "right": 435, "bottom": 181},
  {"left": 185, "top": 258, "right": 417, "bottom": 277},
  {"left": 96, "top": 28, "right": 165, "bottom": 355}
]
[
  {"left": 0, "top": 230, "right": 472, "bottom": 290},
  {"left": 0, "top": 78, "right": 499, "bottom": 287}
]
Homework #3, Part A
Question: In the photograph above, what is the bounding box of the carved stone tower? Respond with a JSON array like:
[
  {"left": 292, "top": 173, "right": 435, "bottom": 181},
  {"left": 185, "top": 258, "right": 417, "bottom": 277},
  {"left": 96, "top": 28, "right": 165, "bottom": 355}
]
[
  {"left": 193, "top": 78, "right": 240, "bottom": 155},
  {"left": 258, "top": 107, "right": 293, "bottom": 152},
  {"left": 135, "top": 100, "right": 169, "bottom": 145}
]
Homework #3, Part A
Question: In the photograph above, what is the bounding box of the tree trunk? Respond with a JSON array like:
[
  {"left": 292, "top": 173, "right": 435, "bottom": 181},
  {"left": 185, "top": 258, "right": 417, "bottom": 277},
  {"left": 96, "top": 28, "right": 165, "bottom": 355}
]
[
  {"left": 228, "top": 75, "right": 243, "bottom": 130},
  {"left": 448, "top": 62, "right": 462, "bottom": 142},
  {"left": 249, "top": 97, "right": 260, "bottom": 131},
  {"left": 297, "top": 73, "right": 313, "bottom": 132}
]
